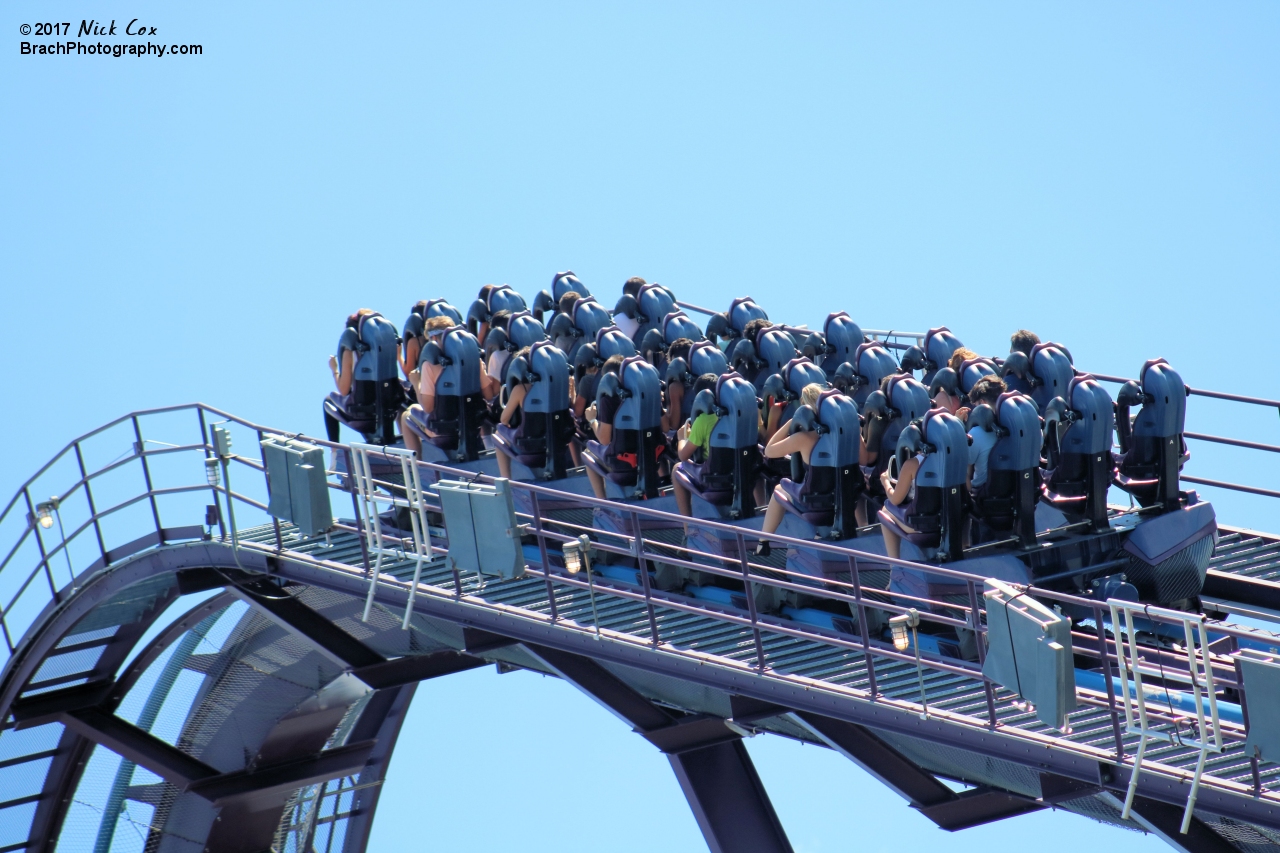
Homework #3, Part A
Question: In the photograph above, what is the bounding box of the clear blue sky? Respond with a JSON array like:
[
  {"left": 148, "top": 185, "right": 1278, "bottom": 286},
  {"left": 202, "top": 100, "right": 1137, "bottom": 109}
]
[{"left": 3, "top": 3, "right": 1278, "bottom": 851}]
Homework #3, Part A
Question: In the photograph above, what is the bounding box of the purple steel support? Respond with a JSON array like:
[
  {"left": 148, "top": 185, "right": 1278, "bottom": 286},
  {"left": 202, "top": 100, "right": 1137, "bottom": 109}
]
[
  {"left": 1094, "top": 604, "right": 1125, "bottom": 760},
  {"left": 849, "top": 554, "right": 878, "bottom": 698},
  {"left": 24, "top": 487, "right": 58, "bottom": 602},
  {"left": 736, "top": 531, "right": 766, "bottom": 670},
  {"left": 795, "top": 713, "right": 1044, "bottom": 830},
  {"left": 530, "top": 491, "right": 558, "bottom": 621},
  {"left": 131, "top": 415, "right": 164, "bottom": 538},
  {"left": 198, "top": 407, "right": 228, "bottom": 540},
  {"left": 631, "top": 510, "right": 660, "bottom": 645},
  {"left": 74, "top": 443, "right": 108, "bottom": 567},
  {"left": 668, "top": 741, "right": 794, "bottom": 853},
  {"left": 522, "top": 642, "right": 791, "bottom": 853}
]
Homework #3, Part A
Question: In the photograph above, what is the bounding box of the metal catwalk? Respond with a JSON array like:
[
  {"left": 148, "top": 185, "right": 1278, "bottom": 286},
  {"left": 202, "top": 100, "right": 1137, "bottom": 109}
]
[{"left": 1, "top": 400, "right": 1279, "bottom": 853}]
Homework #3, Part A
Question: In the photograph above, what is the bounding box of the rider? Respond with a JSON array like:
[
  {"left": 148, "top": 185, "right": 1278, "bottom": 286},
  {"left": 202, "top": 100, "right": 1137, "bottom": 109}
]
[
  {"left": 613, "top": 277, "right": 646, "bottom": 340},
  {"left": 494, "top": 347, "right": 533, "bottom": 479},
  {"left": 753, "top": 383, "right": 825, "bottom": 555},
  {"left": 1010, "top": 329, "right": 1040, "bottom": 356},
  {"left": 660, "top": 338, "right": 696, "bottom": 433},
  {"left": 671, "top": 374, "right": 722, "bottom": 517},
  {"left": 966, "top": 375, "right": 1007, "bottom": 492},
  {"left": 398, "top": 316, "right": 455, "bottom": 455}
]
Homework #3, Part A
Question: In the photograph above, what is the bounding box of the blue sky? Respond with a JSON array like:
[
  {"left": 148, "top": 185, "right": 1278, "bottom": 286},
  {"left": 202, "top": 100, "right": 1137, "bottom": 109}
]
[{"left": 3, "top": 3, "right": 1278, "bottom": 850}]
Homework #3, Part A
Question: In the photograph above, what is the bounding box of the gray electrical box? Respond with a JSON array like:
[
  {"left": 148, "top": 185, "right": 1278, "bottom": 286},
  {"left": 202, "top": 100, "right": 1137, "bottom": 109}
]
[
  {"left": 983, "top": 578, "right": 1077, "bottom": 729},
  {"left": 1238, "top": 649, "right": 1280, "bottom": 762},
  {"left": 260, "top": 437, "right": 333, "bottom": 536},
  {"left": 436, "top": 478, "right": 525, "bottom": 580}
]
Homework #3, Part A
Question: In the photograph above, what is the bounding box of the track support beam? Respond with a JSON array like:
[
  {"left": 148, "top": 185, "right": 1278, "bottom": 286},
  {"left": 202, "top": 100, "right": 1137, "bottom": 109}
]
[{"left": 523, "top": 642, "right": 793, "bottom": 853}]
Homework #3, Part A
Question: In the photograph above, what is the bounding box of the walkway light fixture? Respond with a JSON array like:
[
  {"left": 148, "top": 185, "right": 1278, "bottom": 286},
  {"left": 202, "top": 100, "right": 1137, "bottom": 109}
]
[
  {"left": 35, "top": 500, "right": 57, "bottom": 530},
  {"left": 890, "top": 608, "right": 919, "bottom": 651},
  {"left": 205, "top": 457, "right": 221, "bottom": 487},
  {"left": 562, "top": 534, "right": 600, "bottom": 636},
  {"left": 562, "top": 534, "right": 592, "bottom": 575},
  {"left": 890, "top": 608, "right": 928, "bottom": 719}
]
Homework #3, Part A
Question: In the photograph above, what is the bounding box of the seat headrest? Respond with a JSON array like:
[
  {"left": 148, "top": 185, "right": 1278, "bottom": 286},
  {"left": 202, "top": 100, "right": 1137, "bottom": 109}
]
[
  {"left": 488, "top": 287, "right": 526, "bottom": 315},
  {"left": 789, "top": 405, "right": 818, "bottom": 434},
  {"left": 862, "top": 389, "right": 889, "bottom": 419},
  {"left": 928, "top": 367, "right": 959, "bottom": 400},
  {"left": 967, "top": 403, "right": 996, "bottom": 433},
  {"left": 1117, "top": 380, "right": 1145, "bottom": 407},
  {"left": 596, "top": 327, "right": 638, "bottom": 360},
  {"left": 547, "top": 312, "right": 577, "bottom": 342},
  {"left": 466, "top": 298, "right": 490, "bottom": 333},
  {"left": 691, "top": 388, "right": 720, "bottom": 419},
  {"left": 728, "top": 338, "right": 760, "bottom": 376},
  {"left": 482, "top": 327, "right": 510, "bottom": 360},
  {"left": 705, "top": 313, "right": 731, "bottom": 344},
  {"left": 688, "top": 341, "right": 728, "bottom": 377},
  {"left": 666, "top": 356, "right": 690, "bottom": 386},
  {"left": 639, "top": 328, "right": 666, "bottom": 362},
  {"left": 821, "top": 312, "right": 865, "bottom": 365},
  {"left": 923, "top": 327, "right": 963, "bottom": 371},
  {"left": 552, "top": 270, "right": 588, "bottom": 301},
  {"left": 421, "top": 339, "right": 448, "bottom": 367},
  {"left": 728, "top": 296, "right": 768, "bottom": 331},
  {"left": 899, "top": 345, "right": 927, "bottom": 373},
  {"left": 760, "top": 373, "right": 788, "bottom": 403},
  {"left": 662, "top": 311, "right": 704, "bottom": 343},
  {"left": 757, "top": 330, "right": 798, "bottom": 374},
  {"left": 1001, "top": 351, "right": 1031, "bottom": 381},
  {"left": 613, "top": 294, "right": 641, "bottom": 321},
  {"left": 530, "top": 290, "right": 557, "bottom": 323},
  {"left": 573, "top": 342, "right": 599, "bottom": 380},
  {"left": 832, "top": 361, "right": 857, "bottom": 393},
  {"left": 782, "top": 357, "right": 827, "bottom": 395},
  {"left": 801, "top": 331, "right": 829, "bottom": 361},
  {"left": 507, "top": 313, "right": 548, "bottom": 348},
  {"left": 597, "top": 371, "right": 624, "bottom": 399},
  {"left": 505, "top": 355, "right": 532, "bottom": 393},
  {"left": 893, "top": 423, "right": 925, "bottom": 478}
]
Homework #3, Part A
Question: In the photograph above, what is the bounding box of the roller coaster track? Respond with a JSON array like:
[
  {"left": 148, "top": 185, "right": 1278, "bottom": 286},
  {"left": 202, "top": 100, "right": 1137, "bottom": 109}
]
[{"left": 1, "top": 403, "right": 1279, "bottom": 853}]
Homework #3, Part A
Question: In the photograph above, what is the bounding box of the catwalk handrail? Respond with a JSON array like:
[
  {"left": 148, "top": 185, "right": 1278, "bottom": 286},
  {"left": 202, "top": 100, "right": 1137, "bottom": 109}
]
[{"left": 5, "top": 404, "right": 1280, "bottom": 816}]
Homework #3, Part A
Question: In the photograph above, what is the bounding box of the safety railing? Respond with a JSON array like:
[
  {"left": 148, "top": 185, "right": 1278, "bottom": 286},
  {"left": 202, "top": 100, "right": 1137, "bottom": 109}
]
[
  {"left": 4, "top": 404, "right": 1280, "bottom": 822},
  {"left": 676, "top": 297, "right": 1279, "bottom": 504}
]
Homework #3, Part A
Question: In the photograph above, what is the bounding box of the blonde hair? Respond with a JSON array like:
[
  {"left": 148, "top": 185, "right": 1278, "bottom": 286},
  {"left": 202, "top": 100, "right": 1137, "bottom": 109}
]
[
  {"left": 801, "top": 383, "right": 824, "bottom": 408},
  {"left": 948, "top": 347, "right": 978, "bottom": 373}
]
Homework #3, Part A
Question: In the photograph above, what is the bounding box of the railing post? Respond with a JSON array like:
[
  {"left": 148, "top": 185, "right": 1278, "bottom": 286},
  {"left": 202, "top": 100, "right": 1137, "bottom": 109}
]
[
  {"left": 849, "top": 554, "right": 877, "bottom": 699},
  {"left": 631, "top": 510, "right": 660, "bottom": 645},
  {"left": 74, "top": 443, "right": 108, "bottom": 569},
  {"left": 967, "top": 578, "right": 998, "bottom": 727},
  {"left": 736, "top": 531, "right": 767, "bottom": 671},
  {"left": 24, "top": 488, "right": 59, "bottom": 602},
  {"left": 346, "top": 447, "right": 373, "bottom": 581},
  {"left": 132, "top": 415, "right": 163, "bottom": 540},
  {"left": 530, "top": 491, "right": 558, "bottom": 621},
  {"left": 1095, "top": 603, "right": 1125, "bottom": 761},
  {"left": 198, "top": 408, "right": 227, "bottom": 540}
]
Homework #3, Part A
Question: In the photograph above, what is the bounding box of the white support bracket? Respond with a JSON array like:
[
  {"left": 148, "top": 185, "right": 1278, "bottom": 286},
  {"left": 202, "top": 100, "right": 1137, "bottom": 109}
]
[
  {"left": 349, "top": 443, "right": 435, "bottom": 629},
  {"left": 1108, "top": 599, "right": 1223, "bottom": 834}
]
